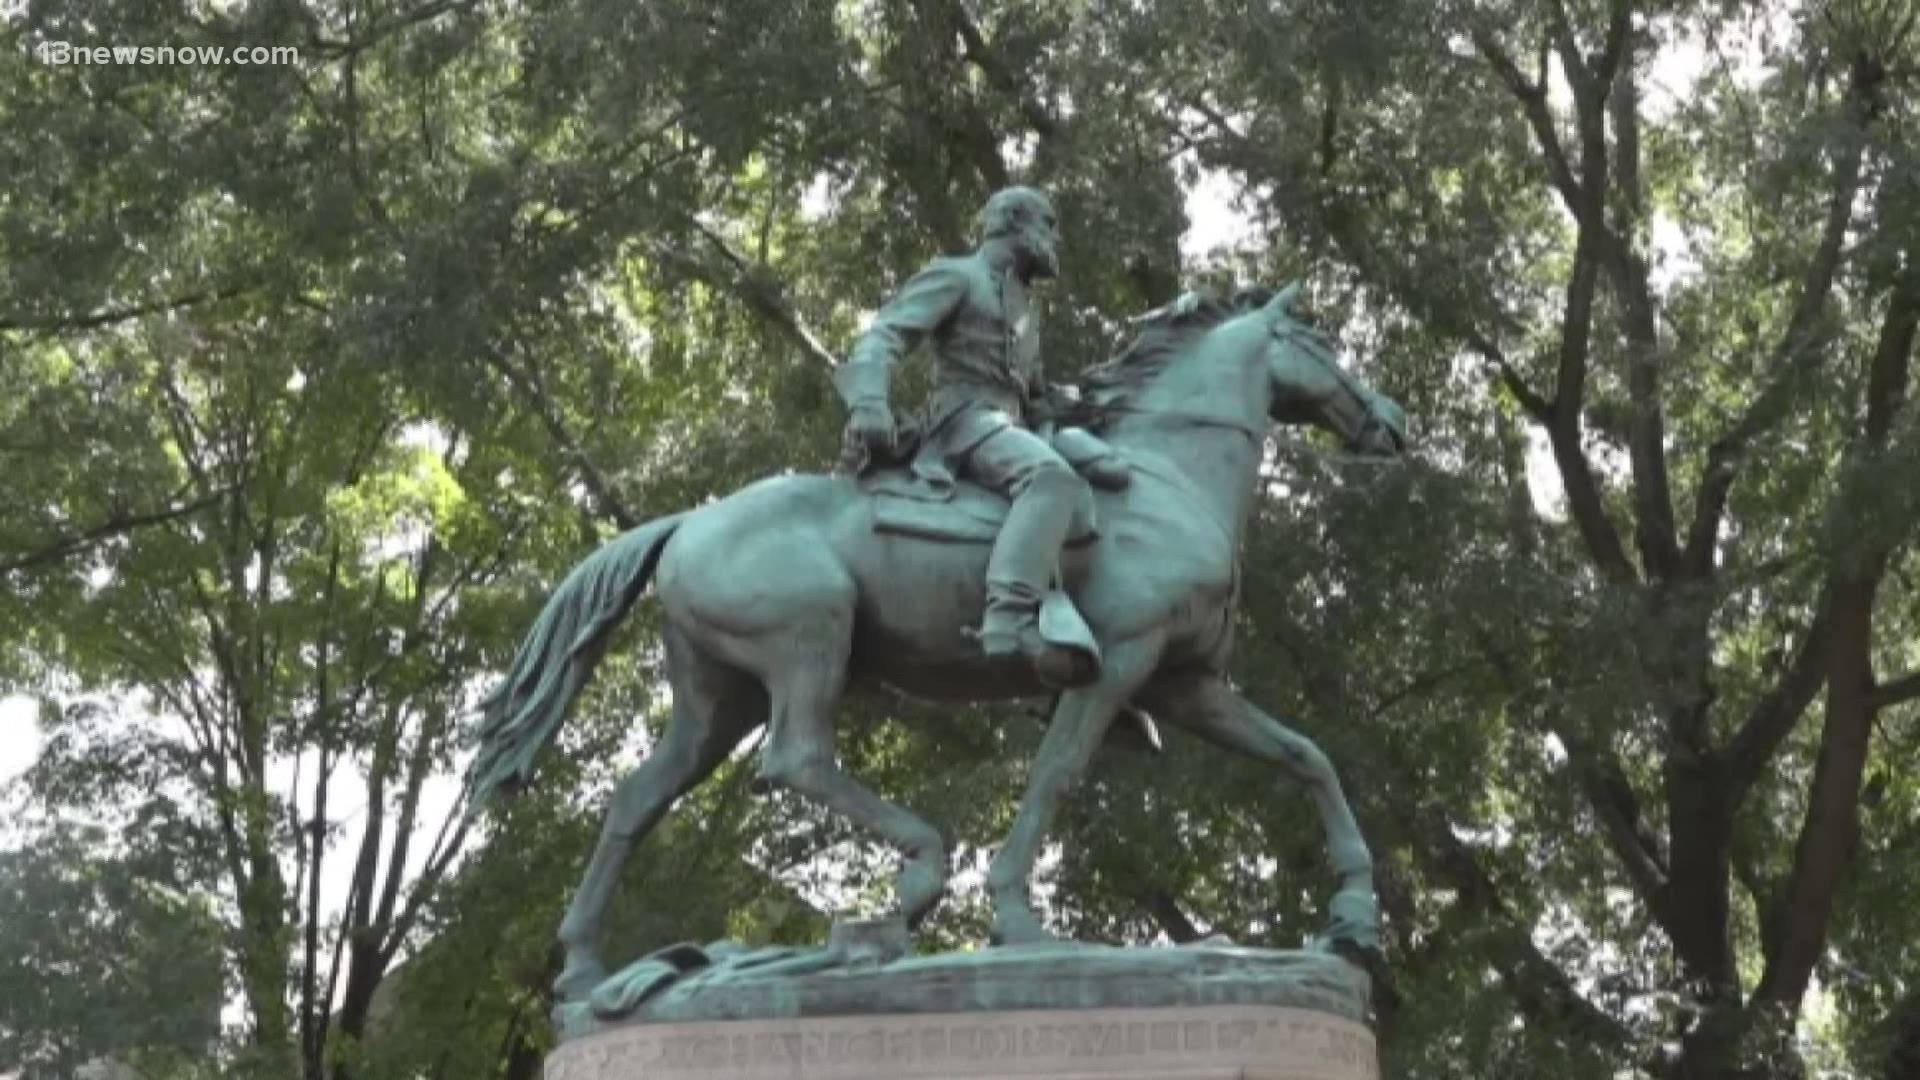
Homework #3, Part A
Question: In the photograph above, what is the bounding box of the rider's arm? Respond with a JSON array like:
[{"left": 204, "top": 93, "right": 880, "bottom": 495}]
[{"left": 835, "top": 260, "right": 969, "bottom": 410}]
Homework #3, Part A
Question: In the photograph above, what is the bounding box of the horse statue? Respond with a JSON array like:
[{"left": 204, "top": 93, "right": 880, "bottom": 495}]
[{"left": 469, "top": 283, "right": 1408, "bottom": 1004}]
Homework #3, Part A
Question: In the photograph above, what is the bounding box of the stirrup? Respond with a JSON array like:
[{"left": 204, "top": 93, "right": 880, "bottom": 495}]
[{"left": 967, "top": 616, "right": 1083, "bottom": 688}]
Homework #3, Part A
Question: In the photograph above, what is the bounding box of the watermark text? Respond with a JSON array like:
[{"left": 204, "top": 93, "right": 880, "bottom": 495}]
[{"left": 34, "top": 41, "right": 301, "bottom": 66}]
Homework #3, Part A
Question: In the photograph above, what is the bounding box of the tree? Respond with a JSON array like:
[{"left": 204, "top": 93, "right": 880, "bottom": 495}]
[
  {"left": 1080, "top": 0, "right": 1920, "bottom": 1074},
  {"left": 0, "top": 824, "right": 223, "bottom": 1079}
]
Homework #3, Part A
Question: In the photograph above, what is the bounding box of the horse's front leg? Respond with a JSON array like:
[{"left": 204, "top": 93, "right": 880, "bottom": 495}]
[
  {"left": 986, "top": 632, "right": 1166, "bottom": 946},
  {"left": 1137, "top": 669, "right": 1379, "bottom": 957}
]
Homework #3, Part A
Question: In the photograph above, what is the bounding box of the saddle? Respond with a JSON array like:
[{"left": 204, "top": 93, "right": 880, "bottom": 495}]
[
  {"left": 857, "top": 425, "right": 1127, "bottom": 547},
  {"left": 857, "top": 436, "right": 1126, "bottom": 689},
  {"left": 855, "top": 467, "right": 1161, "bottom": 742},
  {"left": 863, "top": 473, "right": 1102, "bottom": 546}
]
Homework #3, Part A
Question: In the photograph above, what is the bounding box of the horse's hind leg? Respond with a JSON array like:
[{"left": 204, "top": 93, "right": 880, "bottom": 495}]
[
  {"left": 1138, "top": 669, "right": 1378, "bottom": 954},
  {"left": 555, "top": 625, "right": 765, "bottom": 1002},
  {"left": 750, "top": 621, "right": 948, "bottom": 937}
]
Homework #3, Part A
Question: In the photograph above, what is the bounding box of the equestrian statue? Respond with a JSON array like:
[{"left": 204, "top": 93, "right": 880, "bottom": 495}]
[{"left": 468, "top": 187, "right": 1408, "bottom": 1008}]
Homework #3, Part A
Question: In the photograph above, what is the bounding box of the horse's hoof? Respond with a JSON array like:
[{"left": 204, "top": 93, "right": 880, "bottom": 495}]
[
  {"left": 829, "top": 917, "right": 911, "bottom": 967},
  {"left": 988, "top": 904, "right": 1056, "bottom": 947},
  {"left": 1317, "top": 935, "right": 1391, "bottom": 993},
  {"left": 896, "top": 853, "right": 948, "bottom": 925},
  {"left": 1322, "top": 884, "right": 1381, "bottom": 953},
  {"left": 554, "top": 958, "right": 610, "bottom": 1004}
]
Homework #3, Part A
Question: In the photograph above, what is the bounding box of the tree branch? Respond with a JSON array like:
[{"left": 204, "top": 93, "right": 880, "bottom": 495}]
[
  {"left": 1570, "top": 733, "right": 1672, "bottom": 906},
  {"left": 0, "top": 486, "right": 232, "bottom": 574},
  {"left": 1725, "top": 602, "right": 1833, "bottom": 800},
  {"left": 1605, "top": 34, "right": 1683, "bottom": 582},
  {"left": 1474, "top": 23, "right": 1636, "bottom": 583},
  {"left": 1142, "top": 885, "right": 1203, "bottom": 944},
  {"left": 1420, "top": 806, "right": 1634, "bottom": 1048},
  {"left": 947, "top": 0, "right": 1058, "bottom": 138},
  {"left": 379, "top": 807, "right": 471, "bottom": 965},
  {"left": 1873, "top": 669, "right": 1920, "bottom": 710},
  {"left": 483, "top": 340, "right": 637, "bottom": 530},
  {"left": 1544, "top": 233, "right": 1639, "bottom": 583},
  {"left": 1593, "top": 0, "right": 1634, "bottom": 89},
  {"left": 1757, "top": 576, "right": 1876, "bottom": 1008},
  {"left": 1468, "top": 331, "right": 1554, "bottom": 421},
  {"left": 683, "top": 219, "right": 840, "bottom": 370},
  {"left": 1471, "top": 30, "right": 1583, "bottom": 212},
  {"left": 298, "top": 541, "right": 343, "bottom": 1078},
  {"left": 1756, "top": 222, "right": 1915, "bottom": 1012},
  {"left": 1474, "top": 631, "right": 1669, "bottom": 905},
  {"left": 0, "top": 285, "right": 249, "bottom": 333},
  {"left": 1682, "top": 65, "right": 1878, "bottom": 578}
]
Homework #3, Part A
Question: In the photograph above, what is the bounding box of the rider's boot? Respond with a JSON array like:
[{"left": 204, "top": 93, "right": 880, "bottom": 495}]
[{"left": 973, "top": 468, "right": 1090, "bottom": 686}]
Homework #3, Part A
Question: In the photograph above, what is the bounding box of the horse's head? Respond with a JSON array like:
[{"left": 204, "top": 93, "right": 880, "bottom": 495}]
[
  {"left": 1073, "top": 283, "right": 1406, "bottom": 460},
  {"left": 1258, "top": 284, "right": 1406, "bottom": 459}
]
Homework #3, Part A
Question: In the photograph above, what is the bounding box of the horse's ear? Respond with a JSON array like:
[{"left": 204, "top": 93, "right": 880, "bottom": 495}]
[
  {"left": 1266, "top": 282, "right": 1303, "bottom": 317},
  {"left": 1132, "top": 290, "right": 1204, "bottom": 324}
]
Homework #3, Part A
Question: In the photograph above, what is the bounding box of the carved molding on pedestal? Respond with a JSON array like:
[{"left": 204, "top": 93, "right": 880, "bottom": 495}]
[{"left": 547, "top": 1003, "right": 1378, "bottom": 1080}]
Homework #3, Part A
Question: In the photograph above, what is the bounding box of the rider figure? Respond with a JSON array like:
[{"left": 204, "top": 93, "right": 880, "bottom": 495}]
[{"left": 837, "top": 187, "right": 1090, "bottom": 678}]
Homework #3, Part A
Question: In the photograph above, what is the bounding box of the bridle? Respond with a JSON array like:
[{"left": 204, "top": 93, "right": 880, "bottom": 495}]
[
  {"left": 1091, "top": 316, "right": 1398, "bottom": 453},
  {"left": 1272, "top": 318, "right": 1399, "bottom": 454},
  {"left": 1091, "top": 401, "right": 1266, "bottom": 445}
]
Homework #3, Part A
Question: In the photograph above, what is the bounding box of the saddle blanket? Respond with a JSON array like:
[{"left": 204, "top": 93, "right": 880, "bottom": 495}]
[{"left": 866, "top": 478, "right": 1099, "bottom": 546}]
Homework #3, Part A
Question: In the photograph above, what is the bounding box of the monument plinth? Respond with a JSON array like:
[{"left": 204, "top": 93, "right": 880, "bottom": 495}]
[{"left": 547, "top": 941, "right": 1377, "bottom": 1080}]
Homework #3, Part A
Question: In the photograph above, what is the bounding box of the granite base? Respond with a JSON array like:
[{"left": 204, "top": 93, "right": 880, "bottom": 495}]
[{"left": 545, "top": 1002, "right": 1378, "bottom": 1079}]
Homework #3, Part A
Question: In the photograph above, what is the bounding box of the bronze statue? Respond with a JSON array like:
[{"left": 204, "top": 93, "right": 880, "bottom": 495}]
[
  {"left": 469, "top": 272, "right": 1406, "bottom": 1009},
  {"left": 836, "top": 187, "right": 1089, "bottom": 681}
]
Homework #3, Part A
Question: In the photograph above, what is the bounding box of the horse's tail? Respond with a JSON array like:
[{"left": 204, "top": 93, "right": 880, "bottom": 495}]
[{"left": 468, "top": 512, "right": 688, "bottom": 807}]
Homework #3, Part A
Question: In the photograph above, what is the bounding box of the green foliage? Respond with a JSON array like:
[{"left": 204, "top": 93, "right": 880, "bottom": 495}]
[{"left": 0, "top": 825, "right": 223, "bottom": 1079}]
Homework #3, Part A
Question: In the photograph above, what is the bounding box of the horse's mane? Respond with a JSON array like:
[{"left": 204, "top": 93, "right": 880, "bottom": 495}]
[{"left": 1060, "top": 287, "right": 1275, "bottom": 430}]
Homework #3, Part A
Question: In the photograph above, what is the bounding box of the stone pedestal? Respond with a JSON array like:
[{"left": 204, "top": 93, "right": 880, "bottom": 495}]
[
  {"left": 546, "top": 1003, "right": 1375, "bottom": 1079},
  {"left": 547, "top": 942, "right": 1377, "bottom": 1079}
]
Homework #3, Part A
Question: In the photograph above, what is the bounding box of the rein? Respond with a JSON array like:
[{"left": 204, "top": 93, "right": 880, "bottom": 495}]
[
  {"left": 1072, "top": 297, "right": 1402, "bottom": 462},
  {"left": 1093, "top": 401, "right": 1266, "bottom": 445},
  {"left": 1270, "top": 318, "right": 1400, "bottom": 456},
  {"left": 1092, "top": 322, "right": 1391, "bottom": 454}
]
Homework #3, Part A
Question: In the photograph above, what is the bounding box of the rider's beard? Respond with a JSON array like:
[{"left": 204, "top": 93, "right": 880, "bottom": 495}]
[{"left": 1026, "top": 229, "right": 1060, "bottom": 278}]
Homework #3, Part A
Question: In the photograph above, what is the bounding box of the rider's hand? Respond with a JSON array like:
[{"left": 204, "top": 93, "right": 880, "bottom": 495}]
[{"left": 846, "top": 402, "right": 897, "bottom": 455}]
